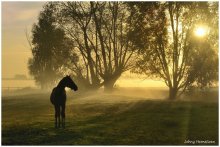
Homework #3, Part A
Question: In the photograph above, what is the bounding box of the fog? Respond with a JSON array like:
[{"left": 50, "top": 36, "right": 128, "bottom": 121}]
[
  {"left": 68, "top": 87, "right": 169, "bottom": 105},
  {"left": 2, "top": 73, "right": 169, "bottom": 101},
  {"left": 3, "top": 85, "right": 218, "bottom": 105}
]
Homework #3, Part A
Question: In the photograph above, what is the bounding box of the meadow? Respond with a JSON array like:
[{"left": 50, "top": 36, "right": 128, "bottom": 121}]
[{"left": 2, "top": 88, "right": 218, "bottom": 145}]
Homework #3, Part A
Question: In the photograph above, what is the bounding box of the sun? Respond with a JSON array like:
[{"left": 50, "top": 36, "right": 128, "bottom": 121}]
[{"left": 195, "top": 27, "right": 207, "bottom": 37}]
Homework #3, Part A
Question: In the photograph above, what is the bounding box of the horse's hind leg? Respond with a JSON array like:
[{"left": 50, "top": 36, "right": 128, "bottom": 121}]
[
  {"left": 55, "top": 105, "right": 61, "bottom": 128},
  {"left": 54, "top": 105, "right": 58, "bottom": 128},
  {"left": 61, "top": 104, "right": 66, "bottom": 128}
]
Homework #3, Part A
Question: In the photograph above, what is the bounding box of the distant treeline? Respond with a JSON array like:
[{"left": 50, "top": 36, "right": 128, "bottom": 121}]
[
  {"left": 2, "top": 78, "right": 34, "bottom": 80},
  {"left": 2, "top": 74, "right": 33, "bottom": 80}
]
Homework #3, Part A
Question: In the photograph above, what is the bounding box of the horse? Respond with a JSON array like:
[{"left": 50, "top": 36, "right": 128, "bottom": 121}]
[{"left": 50, "top": 75, "right": 78, "bottom": 128}]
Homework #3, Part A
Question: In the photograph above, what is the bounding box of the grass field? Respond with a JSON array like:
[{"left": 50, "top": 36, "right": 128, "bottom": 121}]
[{"left": 2, "top": 88, "right": 218, "bottom": 145}]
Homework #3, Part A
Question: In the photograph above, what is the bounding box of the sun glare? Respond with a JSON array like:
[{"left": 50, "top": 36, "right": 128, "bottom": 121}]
[{"left": 195, "top": 27, "right": 207, "bottom": 37}]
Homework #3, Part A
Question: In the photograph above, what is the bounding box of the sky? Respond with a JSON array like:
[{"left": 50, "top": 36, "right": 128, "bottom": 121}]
[{"left": 2, "top": 2, "right": 46, "bottom": 78}]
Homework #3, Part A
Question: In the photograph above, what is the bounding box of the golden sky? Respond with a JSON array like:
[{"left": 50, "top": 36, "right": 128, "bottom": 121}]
[{"left": 2, "top": 2, "right": 45, "bottom": 78}]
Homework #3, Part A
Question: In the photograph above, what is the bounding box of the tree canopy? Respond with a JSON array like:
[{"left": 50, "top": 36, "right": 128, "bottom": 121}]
[{"left": 28, "top": 3, "right": 77, "bottom": 88}]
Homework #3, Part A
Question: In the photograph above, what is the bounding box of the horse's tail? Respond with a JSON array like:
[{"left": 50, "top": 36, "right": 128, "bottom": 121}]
[{"left": 50, "top": 88, "right": 56, "bottom": 105}]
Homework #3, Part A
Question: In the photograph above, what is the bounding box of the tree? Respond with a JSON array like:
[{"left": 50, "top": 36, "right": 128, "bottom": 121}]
[
  {"left": 187, "top": 35, "right": 218, "bottom": 89},
  {"left": 129, "top": 2, "right": 218, "bottom": 99},
  {"left": 55, "top": 2, "right": 137, "bottom": 90},
  {"left": 28, "top": 3, "right": 77, "bottom": 89}
]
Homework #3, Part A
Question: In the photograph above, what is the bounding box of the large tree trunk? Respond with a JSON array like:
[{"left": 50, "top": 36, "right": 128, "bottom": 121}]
[
  {"left": 104, "top": 80, "right": 115, "bottom": 92},
  {"left": 169, "top": 87, "right": 178, "bottom": 100},
  {"left": 103, "top": 75, "right": 119, "bottom": 92}
]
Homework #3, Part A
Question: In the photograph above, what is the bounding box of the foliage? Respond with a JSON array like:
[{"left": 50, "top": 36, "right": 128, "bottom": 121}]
[
  {"left": 187, "top": 40, "right": 218, "bottom": 89},
  {"left": 28, "top": 3, "right": 77, "bottom": 88}
]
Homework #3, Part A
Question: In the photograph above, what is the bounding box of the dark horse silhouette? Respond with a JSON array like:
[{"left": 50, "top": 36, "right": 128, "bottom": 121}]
[{"left": 50, "top": 75, "right": 78, "bottom": 128}]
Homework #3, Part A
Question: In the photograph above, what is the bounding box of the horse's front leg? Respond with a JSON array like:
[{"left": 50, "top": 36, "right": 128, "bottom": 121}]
[{"left": 61, "top": 104, "right": 66, "bottom": 128}]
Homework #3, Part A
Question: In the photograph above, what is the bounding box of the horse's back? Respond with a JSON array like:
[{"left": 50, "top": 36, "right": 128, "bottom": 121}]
[{"left": 50, "top": 87, "right": 66, "bottom": 106}]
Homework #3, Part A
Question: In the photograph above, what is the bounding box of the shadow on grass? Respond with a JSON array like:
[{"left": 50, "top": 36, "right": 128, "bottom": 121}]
[{"left": 186, "top": 102, "right": 218, "bottom": 145}]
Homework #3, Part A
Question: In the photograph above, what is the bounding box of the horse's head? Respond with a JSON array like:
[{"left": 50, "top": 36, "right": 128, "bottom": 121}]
[{"left": 64, "top": 75, "right": 78, "bottom": 91}]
